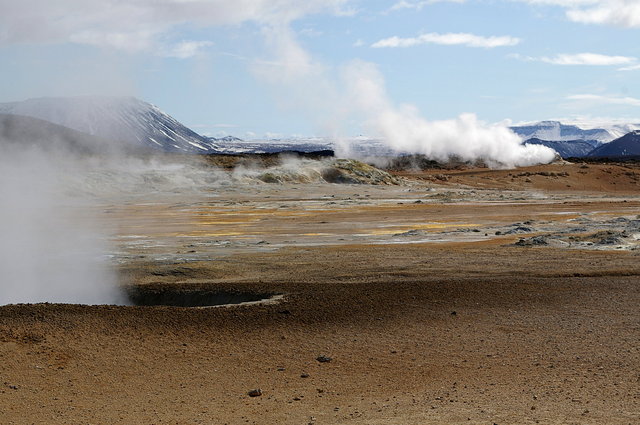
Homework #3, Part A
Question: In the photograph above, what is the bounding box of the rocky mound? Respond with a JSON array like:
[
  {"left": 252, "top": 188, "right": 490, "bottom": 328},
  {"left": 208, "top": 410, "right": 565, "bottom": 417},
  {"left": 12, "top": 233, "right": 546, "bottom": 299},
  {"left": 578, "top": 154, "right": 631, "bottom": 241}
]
[
  {"left": 249, "top": 158, "right": 399, "bottom": 185},
  {"left": 321, "top": 159, "right": 399, "bottom": 185}
]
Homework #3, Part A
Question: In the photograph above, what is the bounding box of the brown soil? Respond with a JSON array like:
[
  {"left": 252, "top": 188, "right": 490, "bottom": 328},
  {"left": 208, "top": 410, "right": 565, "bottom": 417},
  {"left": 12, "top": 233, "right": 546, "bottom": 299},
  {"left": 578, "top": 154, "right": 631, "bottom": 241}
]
[
  {"left": 1, "top": 161, "right": 639, "bottom": 424},
  {"left": 397, "top": 161, "right": 640, "bottom": 194}
]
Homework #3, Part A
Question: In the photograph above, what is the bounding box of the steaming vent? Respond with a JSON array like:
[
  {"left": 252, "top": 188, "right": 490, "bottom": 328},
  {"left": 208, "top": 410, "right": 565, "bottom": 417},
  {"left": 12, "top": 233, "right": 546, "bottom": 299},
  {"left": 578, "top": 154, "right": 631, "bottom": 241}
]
[{"left": 125, "top": 285, "right": 280, "bottom": 308}]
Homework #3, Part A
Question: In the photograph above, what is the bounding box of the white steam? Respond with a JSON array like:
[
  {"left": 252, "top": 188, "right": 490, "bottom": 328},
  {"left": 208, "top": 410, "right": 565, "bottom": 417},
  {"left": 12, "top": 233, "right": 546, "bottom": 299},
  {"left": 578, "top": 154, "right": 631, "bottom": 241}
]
[
  {"left": 336, "top": 61, "right": 557, "bottom": 167},
  {"left": 0, "top": 148, "right": 125, "bottom": 305},
  {"left": 247, "top": 22, "right": 556, "bottom": 168}
]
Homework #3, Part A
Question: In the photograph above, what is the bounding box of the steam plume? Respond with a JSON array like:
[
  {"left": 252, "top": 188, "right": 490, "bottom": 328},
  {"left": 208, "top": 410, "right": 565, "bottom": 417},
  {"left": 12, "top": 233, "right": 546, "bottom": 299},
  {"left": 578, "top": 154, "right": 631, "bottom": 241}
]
[
  {"left": 0, "top": 148, "right": 125, "bottom": 305},
  {"left": 248, "top": 23, "right": 556, "bottom": 167},
  {"left": 339, "top": 61, "right": 557, "bottom": 167}
]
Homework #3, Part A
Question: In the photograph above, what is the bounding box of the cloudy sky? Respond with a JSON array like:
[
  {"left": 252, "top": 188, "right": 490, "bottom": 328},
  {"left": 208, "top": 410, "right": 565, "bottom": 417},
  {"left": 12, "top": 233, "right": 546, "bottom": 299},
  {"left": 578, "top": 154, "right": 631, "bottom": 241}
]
[{"left": 1, "top": 0, "right": 639, "bottom": 138}]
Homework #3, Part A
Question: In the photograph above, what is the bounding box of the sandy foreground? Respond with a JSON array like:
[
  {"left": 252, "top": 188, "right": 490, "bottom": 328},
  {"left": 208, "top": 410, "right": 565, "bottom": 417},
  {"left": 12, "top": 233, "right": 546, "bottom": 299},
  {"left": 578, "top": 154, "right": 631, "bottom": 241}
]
[{"left": 1, "top": 161, "right": 639, "bottom": 424}]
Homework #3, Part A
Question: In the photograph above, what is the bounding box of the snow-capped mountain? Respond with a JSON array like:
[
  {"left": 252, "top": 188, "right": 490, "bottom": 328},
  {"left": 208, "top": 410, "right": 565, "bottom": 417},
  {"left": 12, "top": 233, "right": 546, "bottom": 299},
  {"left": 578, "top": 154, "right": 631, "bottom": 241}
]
[
  {"left": 588, "top": 131, "right": 640, "bottom": 157},
  {"left": 0, "top": 113, "right": 112, "bottom": 154},
  {"left": 0, "top": 96, "right": 221, "bottom": 153},
  {"left": 208, "top": 135, "right": 243, "bottom": 143},
  {"left": 210, "top": 137, "right": 333, "bottom": 154},
  {"left": 510, "top": 121, "right": 616, "bottom": 143},
  {"left": 523, "top": 138, "right": 601, "bottom": 158}
]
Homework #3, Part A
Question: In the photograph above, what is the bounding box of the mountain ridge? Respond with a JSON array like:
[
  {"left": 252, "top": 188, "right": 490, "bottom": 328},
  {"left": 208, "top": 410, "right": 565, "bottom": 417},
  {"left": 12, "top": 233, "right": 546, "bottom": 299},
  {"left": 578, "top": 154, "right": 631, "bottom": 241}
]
[
  {"left": 511, "top": 121, "right": 617, "bottom": 143},
  {"left": 0, "top": 96, "right": 221, "bottom": 154},
  {"left": 587, "top": 131, "right": 640, "bottom": 157},
  {"left": 523, "top": 137, "right": 601, "bottom": 158}
]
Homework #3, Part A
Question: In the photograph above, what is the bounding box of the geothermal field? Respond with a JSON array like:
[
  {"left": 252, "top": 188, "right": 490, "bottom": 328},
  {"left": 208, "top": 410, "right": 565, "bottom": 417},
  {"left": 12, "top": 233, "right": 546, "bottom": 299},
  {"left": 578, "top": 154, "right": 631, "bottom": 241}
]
[
  {"left": 0, "top": 151, "right": 638, "bottom": 424},
  {"left": 3, "top": 1, "right": 640, "bottom": 424}
]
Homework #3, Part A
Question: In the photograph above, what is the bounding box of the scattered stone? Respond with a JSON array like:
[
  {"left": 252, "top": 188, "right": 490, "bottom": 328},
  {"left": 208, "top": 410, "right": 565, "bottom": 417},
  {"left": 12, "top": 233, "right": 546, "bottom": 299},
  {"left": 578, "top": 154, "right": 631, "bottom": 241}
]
[
  {"left": 301, "top": 373, "right": 310, "bottom": 378},
  {"left": 316, "top": 355, "right": 332, "bottom": 363},
  {"left": 248, "top": 389, "right": 262, "bottom": 397},
  {"left": 504, "top": 226, "right": 533, "bottom": 234},
  {"left": 515, "top": 236, "right": 549, "bottom": 247},
  {"left": 393, "top": 229, "right": 426, "bottom": 237}
]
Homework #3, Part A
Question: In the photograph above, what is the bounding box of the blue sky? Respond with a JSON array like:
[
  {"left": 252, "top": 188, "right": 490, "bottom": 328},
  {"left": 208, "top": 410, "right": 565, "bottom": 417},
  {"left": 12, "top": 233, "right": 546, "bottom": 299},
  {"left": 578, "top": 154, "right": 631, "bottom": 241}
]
[{"left": 1, "top": 0, "right": 640, "bottom": 138}]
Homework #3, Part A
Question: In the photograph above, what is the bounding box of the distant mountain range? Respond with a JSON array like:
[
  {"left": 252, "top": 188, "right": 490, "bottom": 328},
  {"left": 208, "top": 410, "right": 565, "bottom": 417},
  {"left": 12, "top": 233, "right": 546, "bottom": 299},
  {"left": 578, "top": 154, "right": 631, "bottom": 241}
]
[
  {"left": 514, "top": 120, "right": 640, "bottom": 158},
  {"left": 2, "top": 96, "right": 640, "bottom": 159},
  {"left": 523, "top": 138, "right": 601, "bottom": 158},
  {"left": 210, "top": 137, "right": 333, "bottom": 154},
  {"left": 0, "top": 96, "right": 221, "bottom": 153},
  {"left": 587, "top": 131, "right": 640, "bottom": 157},
  {"left": 0, "top": 113, "right": 114, "bottom": 154},
  {"left": 510, "top": 120, "right": 640, "bottom": 143}
]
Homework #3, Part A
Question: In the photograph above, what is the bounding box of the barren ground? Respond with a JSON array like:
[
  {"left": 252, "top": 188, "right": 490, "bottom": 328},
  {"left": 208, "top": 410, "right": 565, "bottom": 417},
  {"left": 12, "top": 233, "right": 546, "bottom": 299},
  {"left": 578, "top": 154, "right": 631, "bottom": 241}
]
[{"left": 1, "top": 160, "right": 639, "bottom": 424}]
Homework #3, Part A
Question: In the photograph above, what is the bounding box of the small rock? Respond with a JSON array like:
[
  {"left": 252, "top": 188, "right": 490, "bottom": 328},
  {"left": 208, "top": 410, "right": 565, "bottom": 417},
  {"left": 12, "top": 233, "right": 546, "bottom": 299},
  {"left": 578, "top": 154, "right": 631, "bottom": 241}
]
[
  {"left": 248, "top": 389, "right": 262, "bottom": 397},
  {"left": 316, "top": 355, "right": 332, "bottom": 363},
  {"left": 301, "top": 373, "right": 310, "bottom": 378}
]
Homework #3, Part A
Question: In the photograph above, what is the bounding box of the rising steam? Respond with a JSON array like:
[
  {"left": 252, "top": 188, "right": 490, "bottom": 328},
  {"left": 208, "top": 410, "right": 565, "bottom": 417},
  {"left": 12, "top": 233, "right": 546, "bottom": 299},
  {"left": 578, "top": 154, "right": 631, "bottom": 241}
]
[
  {"left": 0, "top": 148, "right": 125, "bottom": 305},
  {"left": 338, "top": 61, "right": 557, "bottom": 168},
  {"left": 253, "top": 49, "right": 558, "bottom": 167},
  {"left": 251, "top": 25, "right": 556, "bottom": 167}
]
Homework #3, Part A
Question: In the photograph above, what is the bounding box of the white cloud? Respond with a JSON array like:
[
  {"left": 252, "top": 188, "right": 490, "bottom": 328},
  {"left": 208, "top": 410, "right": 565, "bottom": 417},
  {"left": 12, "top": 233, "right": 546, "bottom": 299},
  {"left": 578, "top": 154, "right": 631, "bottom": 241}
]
[
  {"left": 512, "top": 52, "right": 636, "bottom": 65},
  {"left": 0, "top": 0, "right": 352, "bottom": 53},
  {"left": 518, "top": 0, "right": 597, "bottom": 5},
  {"left": 390, "top": 0, "right": 466, "bottom": 11},
  {"left": 68, "top": 29, "right": 161, "bottom": 53},
  {"left": 567, "top": 93, "right": 640, "bottom": 106},
  {"left": 299, "top": 28, "right": 324, "bottom": 38},
  {"left": 517, "top": 0, "right": 640, "bottom": 28},
  {"left": 372, "top": 32, "right": 520, "bottom": 48},
  {"left": 619, "top": 64, "right": 640, "bottom": 71},
  {"left": 165, "top": 41, "right": 214, "bottom": 59},
  {"left": 568, "top": 1, "right": 640, "bottom": 28},
  {"left": 543, "top": 53, "right": 635, "bottom": 65}
]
